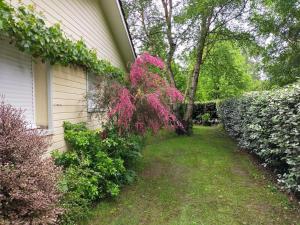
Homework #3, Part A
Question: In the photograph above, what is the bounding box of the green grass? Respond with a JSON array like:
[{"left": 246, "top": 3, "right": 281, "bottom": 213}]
[{"left": 82, "top": 126, "right": 300, "bottom": 225}]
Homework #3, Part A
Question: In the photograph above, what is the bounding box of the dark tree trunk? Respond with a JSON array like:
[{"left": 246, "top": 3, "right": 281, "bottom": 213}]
[
  {"left": 161, "top": 0, "right": 176, "bottom": 88},
  {"left": 181, "top": 12, "right": 213, "bottom": 135}
]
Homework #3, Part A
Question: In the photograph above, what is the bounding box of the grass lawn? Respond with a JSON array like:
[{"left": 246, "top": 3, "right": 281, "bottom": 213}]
[{"left": 81, "top": 126, "right": 300, "bottom": 225}]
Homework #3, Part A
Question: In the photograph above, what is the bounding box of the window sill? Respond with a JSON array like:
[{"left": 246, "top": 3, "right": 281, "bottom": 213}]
[
  {"left": 37, "top": 128, "right": 54, "bottom": 136},
  {"left": 87, "top": 108, "right": 106, "bottom": 113}
]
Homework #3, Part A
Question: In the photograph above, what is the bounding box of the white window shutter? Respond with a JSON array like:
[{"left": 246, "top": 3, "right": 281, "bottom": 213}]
[{"left": 0, "top": 39, "right": 35, "bottom": 126}]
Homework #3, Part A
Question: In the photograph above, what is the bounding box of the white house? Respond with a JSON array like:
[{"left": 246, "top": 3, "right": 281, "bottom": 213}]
[{"left": 0, "top": 0, "right": 136, "bottom": 151}]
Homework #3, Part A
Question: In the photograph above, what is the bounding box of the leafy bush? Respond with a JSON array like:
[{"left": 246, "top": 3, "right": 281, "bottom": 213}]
[
  {"left": 52, "top": 122, "right": 143, "bottom": 224},
  {"left": 177, "top": 101, "right": 219, "bottom": 126},
  {"left": 201, "top": 113, "right": 211, "bottom": 126},
  {"left": 193, "top": 101, "right": 218, "bottom": 120},
  {"left": 218, "top": 82, "right": 300, "bottom": 194},
  {"left": 0, "top": 100, "right": 62, "bottom": 224}
]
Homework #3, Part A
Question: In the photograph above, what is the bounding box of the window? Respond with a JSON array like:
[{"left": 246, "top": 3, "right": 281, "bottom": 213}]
[
  {"left": 87, "top": 73, "right": 106, "bottom": 113},
  {"left": 0, "top": 39, "right": 51, "bottom": 130},
  {"left": 0, "top": 39, "right": 35, "bottom": 126}
]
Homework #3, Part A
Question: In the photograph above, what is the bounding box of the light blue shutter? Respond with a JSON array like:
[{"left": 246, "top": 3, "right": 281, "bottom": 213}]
[{"left": 0, "top": 39, "right": 35, "bottom": 126}]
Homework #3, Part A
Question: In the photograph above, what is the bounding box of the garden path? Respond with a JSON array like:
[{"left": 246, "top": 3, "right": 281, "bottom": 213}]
[{"left": 82, "top": 126, "right": 300, "bottom": 225}]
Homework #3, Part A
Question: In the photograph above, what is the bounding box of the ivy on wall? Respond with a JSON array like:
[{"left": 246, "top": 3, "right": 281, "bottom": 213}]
[{"left": 0, "top": 0, "right": 125, "bottom": 80}]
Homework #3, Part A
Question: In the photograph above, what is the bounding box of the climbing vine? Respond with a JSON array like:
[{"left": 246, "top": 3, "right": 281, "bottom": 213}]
[{"left": 0, "top": 0, "right": 125, "bottom": 79}]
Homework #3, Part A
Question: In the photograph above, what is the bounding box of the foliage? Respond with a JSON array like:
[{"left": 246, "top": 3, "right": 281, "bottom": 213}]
[
  {"left": 219, "top": 82, "right": 300, "bottom": 194},
  {"left": 201, "top": 113, "right": 210, "bottom": 123},
  {"left": 101, "top": 123, "right": 144, "bottom": 172},
  {"left": 52, "top": 122, "right": 143, "bottom": 224},
  {"left": 177, "top": 101, "right": 219, "bottom": 126},
  {"left": 0, "top": 100, "right": 62, "bottom": 224},
  {"left": 122, "top": 0, "right": 167, "bottom": 58},
  {"left": 195, "top": 42, "right": 256, "bottom": 101},
  {"left": 251, "top": 0, "right": 300, "bottom": 86},
  {"left": 92, "top": 53, "right": 184, "bottom": 134},
  {"left": 0, "top": 0, "right": 124, "bottom": 80},
  {"left": 178, "top": 0, "right": 254, "bottom": 132},
  {"left": 192, "top": 101, "right": 218, "bottom": 121},
  {"left": 122, "top": 0, "right": 191, "bottom": 90}
]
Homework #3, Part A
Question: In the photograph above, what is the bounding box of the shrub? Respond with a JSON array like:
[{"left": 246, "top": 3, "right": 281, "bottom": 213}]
[
  {"left": 192, "top": 101, "right": 218, "bottom": 120},
  {"left": 177, "top": 101, "right": 219, "bottom": 126},
  {"left": 91, "top": 53, "right": 184, "bottom": 135},
  {"left": 218, "top": 82, "right": 300, "bottom": 194},
  {"left": 201, "top": 113, "right": 211, "bottom": 126},
  {"left": 52, "top": 122, "right": 143, "bottom": 224},
  {"left": 0, "top": 100, "right": 62, "bottom": 224}
]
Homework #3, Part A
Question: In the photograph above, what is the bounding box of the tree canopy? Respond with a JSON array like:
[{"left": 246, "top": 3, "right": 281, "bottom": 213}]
[
  {"left": 122, "top": 0, "right": 299, "bottom": 132},
  {"left": 251, "top": 0, "right": 300, "bottom": 86},
  {"left": 196, "top": 41, "right": 255, "bottom": 101}
]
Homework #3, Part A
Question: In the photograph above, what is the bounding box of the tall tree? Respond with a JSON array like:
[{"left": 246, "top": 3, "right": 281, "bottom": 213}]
[
  {"left": 122, "top": 0, "right": 167, "bottom": 57},
  {"left": 179, "top": 0, "right": 251, "bottom": 133},
  {"left": 251, "top": 0, "right": 300, "bottom": 86},
  {"left": 122, "top": 0, "right": 183, "bottom": 87},
  {"left": 161, "top": 0, "right": 176, "bottom": 87},
  {"left": 195, "top": 41, "right": 255, "bottom": 101}
]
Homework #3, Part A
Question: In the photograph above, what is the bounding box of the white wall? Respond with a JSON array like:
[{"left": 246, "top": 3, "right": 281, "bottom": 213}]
[{"left": 7, "top": 0, "right": 126, "bottom": 69}]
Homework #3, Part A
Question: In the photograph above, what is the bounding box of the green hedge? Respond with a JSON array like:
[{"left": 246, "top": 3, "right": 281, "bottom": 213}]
[{"left": 218, "top": 82, "right": 300, "bottom": 194}]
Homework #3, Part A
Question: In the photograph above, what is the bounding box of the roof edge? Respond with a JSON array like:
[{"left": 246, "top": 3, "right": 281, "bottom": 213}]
[{"left": 116, "top": 0, "right": 137, "bottom": 58}]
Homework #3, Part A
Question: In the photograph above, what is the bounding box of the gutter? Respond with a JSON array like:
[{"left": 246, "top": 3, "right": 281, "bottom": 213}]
[{"left": 116, "top": 0, "right": 137, "bottom": 58}]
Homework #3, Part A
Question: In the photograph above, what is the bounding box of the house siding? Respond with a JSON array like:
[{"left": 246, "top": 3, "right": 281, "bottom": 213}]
[
  {"left": 8, "top": 0, "right": 126, "bottom": 69},
  {"left": 3, "top": 0, "right": 128, "bottom": 151},
  {"left": 50, "top": 65, "right": 85, "bottom": 150},
  {"left": 50, "top": 65, "right": 105, "bottom": 151}
]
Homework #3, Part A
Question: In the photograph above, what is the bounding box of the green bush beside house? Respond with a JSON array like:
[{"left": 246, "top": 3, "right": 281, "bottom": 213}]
[{"left": 52, "top": 122, "right": 144, "bottom": 225}]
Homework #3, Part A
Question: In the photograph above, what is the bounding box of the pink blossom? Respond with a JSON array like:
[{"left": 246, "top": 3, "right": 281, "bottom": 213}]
[
  {"left": 135, "top": 121, "right": 145, "bottom": 134},
  {"left": 109, "top": 88, "right": 135, "bottom": 129},
  {"left": 107, "top": 52, "right": 184, "bottom": 135},
  {"left": 166, "top": 87, "right": 184, "bottom": 102},
  {"left": 130, "top": 64, "right": 145, "bottom": 86},
  {"left": 148, "top": 119, "right": 161, "bottom": 134},
  {"left": 146, "top": 93, "right": 171, "bottom": 124},
  {"left": 130, "top": 53, "right": 165, "bottom": 86},
  {"left": 141, "top": 52, "right": 165, "bottom": 69}
]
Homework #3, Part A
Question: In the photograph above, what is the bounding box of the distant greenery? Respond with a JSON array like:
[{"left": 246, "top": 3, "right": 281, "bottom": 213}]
[
  {"left": 0, "top": 0, "right": 124, "bottom": 80},
  {"left": 52, "top": 122, "right": 143, "bottom": 225},
  {"left": 178, "top": 41, "right": 259, "bottom": 102},
  {"left": 251, "top": 0, "right": 300, "bottom": 86},
  {"left": 219, "top": 82, "right": 300, "bottom": 194},
  {"left": 196, "top": 42, "right": 257, "bottom": 101}
]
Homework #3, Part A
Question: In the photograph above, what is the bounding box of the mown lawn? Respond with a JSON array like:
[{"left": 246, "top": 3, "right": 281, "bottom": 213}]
[{"left": 81, "top": 126, "right": 300, "bottom": 225}]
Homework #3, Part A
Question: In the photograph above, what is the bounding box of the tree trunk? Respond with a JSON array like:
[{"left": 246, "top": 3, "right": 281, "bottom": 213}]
[
  {"left": 182, "top": 12, "right": 213, "bottom": 135},
  {"left": 161, "top": 0, "right": 176, "bottom": 88}
]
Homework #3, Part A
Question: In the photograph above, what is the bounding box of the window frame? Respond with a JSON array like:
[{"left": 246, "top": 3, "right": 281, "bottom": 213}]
[
  {"left": 86, "top": 72, "right": 106, "bottom": 113},
  {"left": 32, "top": 61, "right": 53, "bottom": 135}
]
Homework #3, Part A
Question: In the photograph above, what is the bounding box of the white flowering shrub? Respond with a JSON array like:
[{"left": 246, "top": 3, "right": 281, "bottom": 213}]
[{"left": 218, "top": 82, "right": 300, "bottom": 194}]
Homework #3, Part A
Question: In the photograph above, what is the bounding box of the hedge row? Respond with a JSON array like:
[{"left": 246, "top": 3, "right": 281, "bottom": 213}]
[{"left": 218, "top": 82, "right": 300, "bottom": 194}]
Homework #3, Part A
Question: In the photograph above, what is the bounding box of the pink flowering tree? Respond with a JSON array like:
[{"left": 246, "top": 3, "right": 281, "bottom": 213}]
[{"left": 91, "top": 53, "right": 184, "bottom": 135}]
